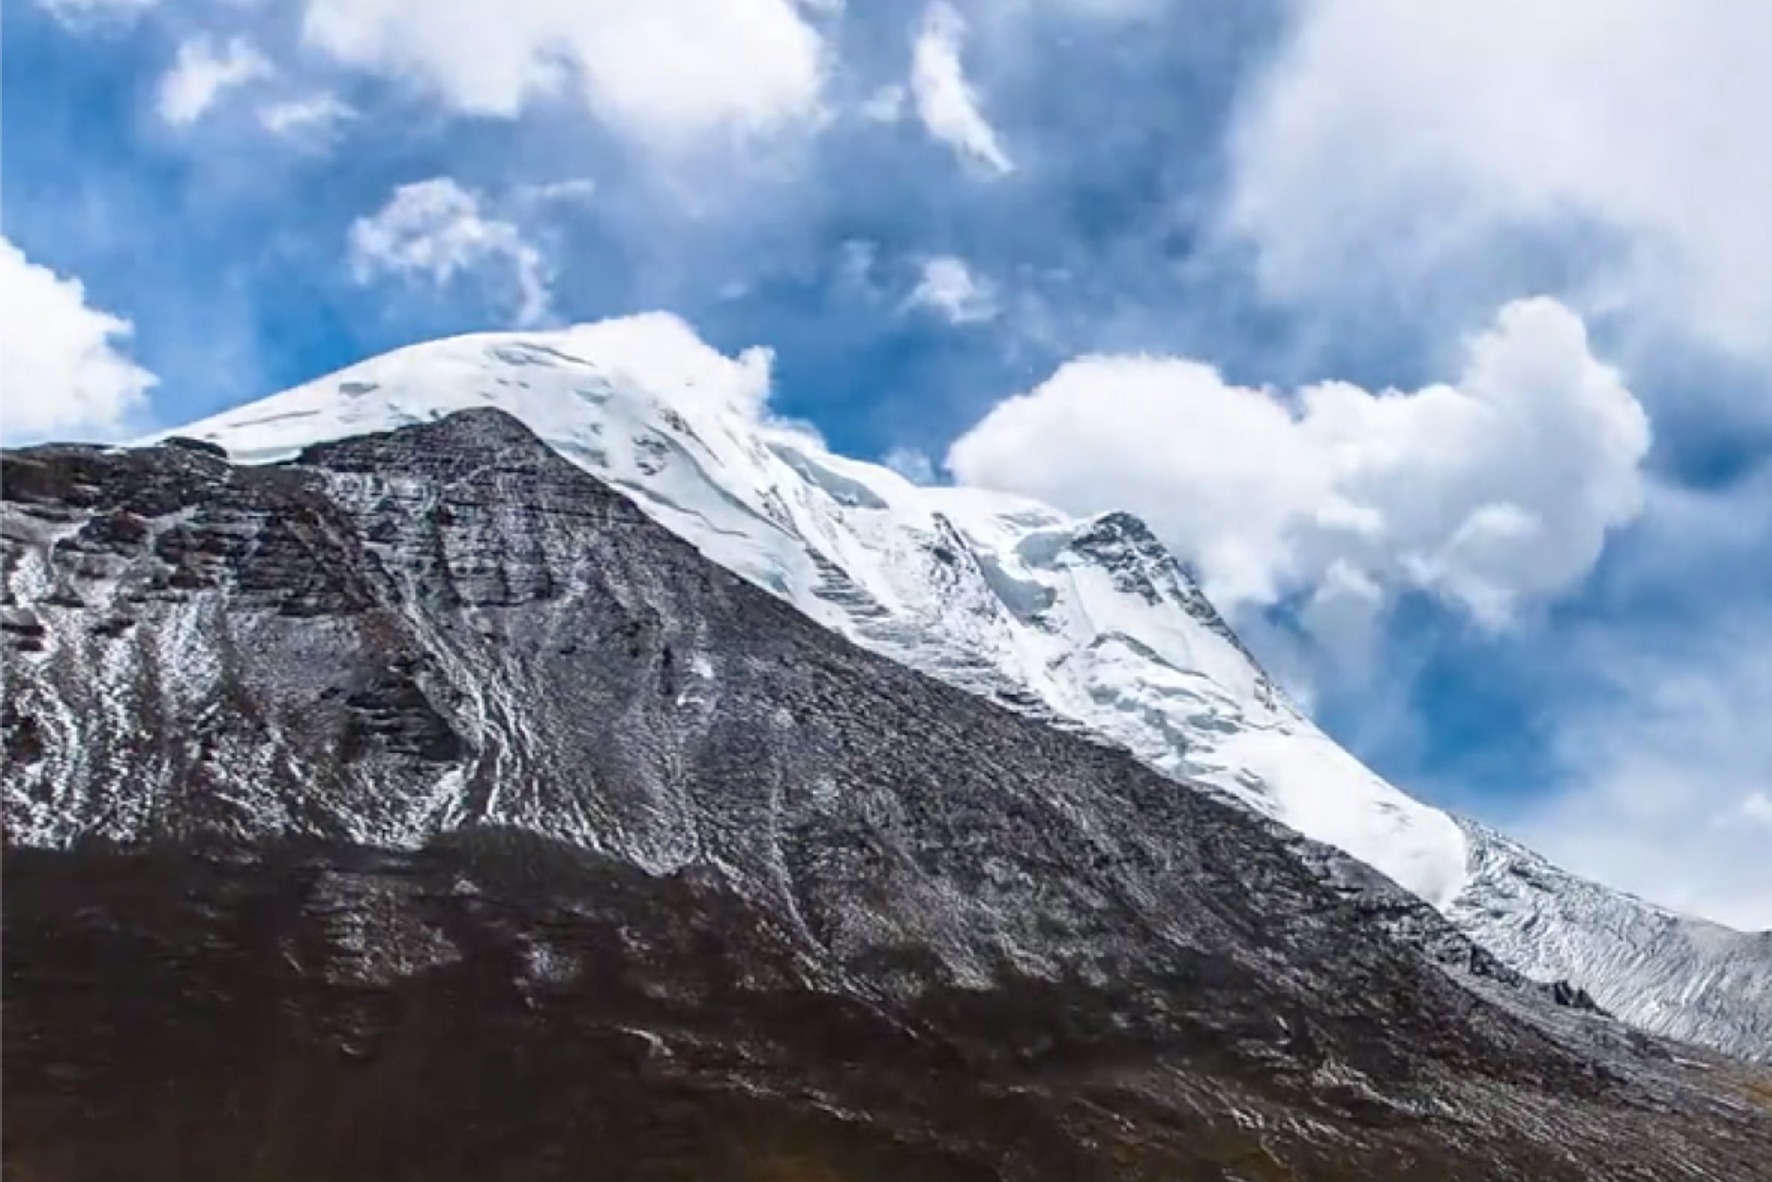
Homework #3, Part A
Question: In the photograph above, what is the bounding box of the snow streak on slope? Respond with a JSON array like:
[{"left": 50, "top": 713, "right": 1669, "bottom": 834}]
[{"left": 162, "top": 318, "right": 1470, "bottom": 909}]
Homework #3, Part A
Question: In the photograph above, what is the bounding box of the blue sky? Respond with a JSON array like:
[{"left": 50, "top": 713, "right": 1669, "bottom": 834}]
[{"left": 5, "top": 0, "right": 1771, "bottom": 928}]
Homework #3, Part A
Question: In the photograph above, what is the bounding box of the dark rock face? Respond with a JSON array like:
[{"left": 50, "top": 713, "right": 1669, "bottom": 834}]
[
  {"left": 1064, "top": 509, "right": 1258, "bottom": 654},
  {"left": 4, "top": 410, "right": 1772, "bottom": 1181}
]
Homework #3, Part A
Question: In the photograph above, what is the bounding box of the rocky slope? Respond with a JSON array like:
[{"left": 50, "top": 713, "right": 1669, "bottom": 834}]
[
  {"left": 5, "top": 410, "right": 1772, "bottom": 1180},
  {"left": 145, "top": 320, "right": 1772, "bottom": 1063}
]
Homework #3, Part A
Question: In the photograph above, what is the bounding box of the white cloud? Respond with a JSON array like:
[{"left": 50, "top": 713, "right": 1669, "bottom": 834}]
[
  {"left": 158, "top": 36, "right": 274, "bottom": 127},
  {"left": 911, "top": 2, "right": 1013, "bottom": 174},
  {"left": 563, "top": 312, "right": 777, "bottom": 420},
  {"left": 258, "top": 92, "right": 355, "bottom": 139},
  {"left": 301, "top": 0, "right": 825, "bottom": 140},
  {"left": 1227, "top": 0, "right": 1772, "bottom": 360},
  {"left": 948, "top": 297, "right": 1650, "bottom": 637},
  {"left": 348, "top": 179, "right": 551, "bottom": 328},
  {"left": 0, "top": 237, "right": 157, "bottom": 442},
  {"left": 1514, "top": 614, "right": 1772, "bottom": 930},
  {"left": 906, "top": 255, "right": 998, "bottom": 323}
]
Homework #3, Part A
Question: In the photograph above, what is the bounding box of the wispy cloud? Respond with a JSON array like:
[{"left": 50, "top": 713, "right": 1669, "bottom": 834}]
[
  {"left": 38, "top": 0, "right": 156, "bottom": 30},
  {"left": 258, "top": 92, "right": 355, "bottom": 140},
  {"left": 1739, "top": 792, "right": 1772, "bottom": 831},
  {"left": 911, "top": 2, "right": 1012, "bottom": 173},
  {"left": 515, "top": 178, "right": 598, "bottom": 206},
  {"left": 859, "top": 84, "right": 906, "bottom": 123},
  {"left": 348, "top": 178, "right": 551, "bottom": 328},
  {"left": 906, "top": 255, "right": 998, "bottom": 323},
  {"left": 1513, "top": 604, "right": 1772, "bottom": 930},
  {"left": 158, "top": 35, "right": 274, "bottom": 127},
  {"left": 882, "top": 446, "right": 937, "bottom": 485}
]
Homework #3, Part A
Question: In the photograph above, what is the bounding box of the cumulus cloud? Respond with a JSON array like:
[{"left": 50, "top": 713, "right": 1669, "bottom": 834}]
[
  {"left": 349, "top": 178, "right": 551, "bottom": 327},
  {"left": 0, "top": 237, "right": 158, "bottom": 442},
  {"left": 948, "top": 297, "right": 1650, "bottom": 639},
  {"left": 1226, "top": 0, "right": 1772, "bottom": 360},
  {"left": 906, "top": 255, "right": 998, "bottom": 323},
  {"left": 158, "top": 36, "right": 274, "bottom": 127},
  {"left": 301, "top": 0, "right": 825, "bottom": 141},
  {"left": 911, "top": 2, "right": 1013, "bottom": 174}
]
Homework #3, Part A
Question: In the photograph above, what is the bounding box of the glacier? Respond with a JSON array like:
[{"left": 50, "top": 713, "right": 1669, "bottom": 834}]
[{"left": 155, "top": 317, "right": 1770, "bottom": 1062}]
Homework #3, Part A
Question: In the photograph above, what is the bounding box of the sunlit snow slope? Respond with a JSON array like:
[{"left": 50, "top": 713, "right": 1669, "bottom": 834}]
[{"left": 158, "top": 318, "right": 1769, "bottom": 1061}]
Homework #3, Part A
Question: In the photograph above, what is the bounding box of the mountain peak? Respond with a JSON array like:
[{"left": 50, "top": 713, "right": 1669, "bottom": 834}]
[
  {"left": 1065, "top": 510, "right": 1177, "bottom": 594},
  {"left": 1074, "top": 508, "right": 1164, "bottom": 548},
  {"left": 308, "top": 402, "right": 536, "bottom": 449},
  {"left": 296, "top": 405, "right": 555, "bottom": 474}
]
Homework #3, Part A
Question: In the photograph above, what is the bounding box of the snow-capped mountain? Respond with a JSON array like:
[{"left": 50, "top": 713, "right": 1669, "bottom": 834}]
[
  {"left": 12, "top": 408, "right": 1771, "bottom": 1180},
  {"left": 151, "top": 318, "right": 1768, "bottom": 1062}
]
